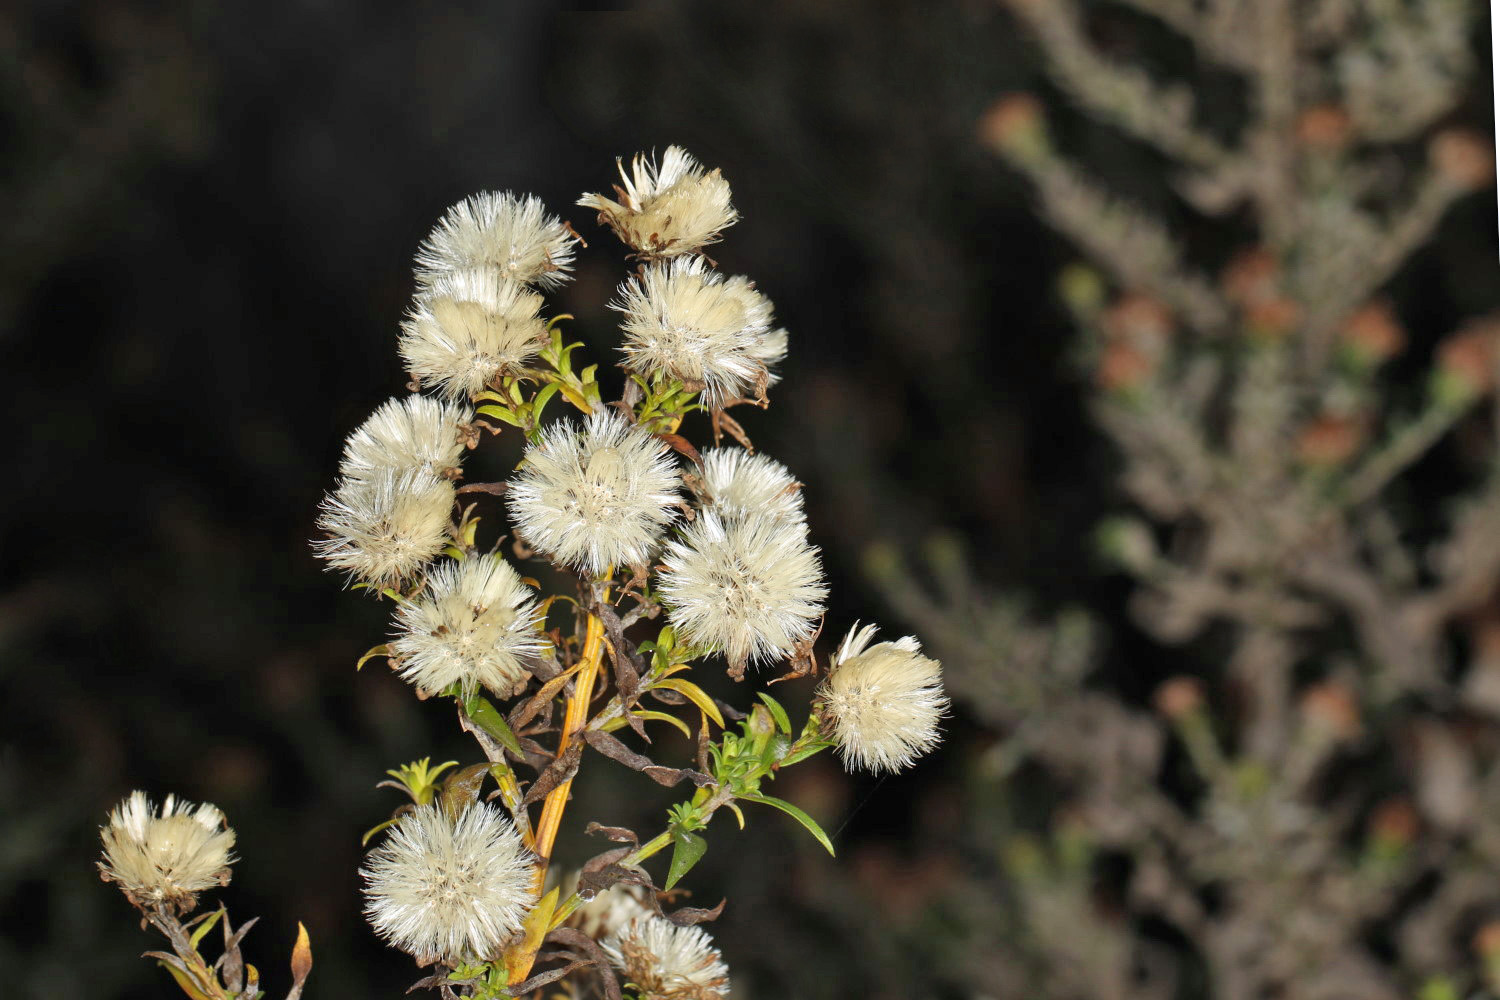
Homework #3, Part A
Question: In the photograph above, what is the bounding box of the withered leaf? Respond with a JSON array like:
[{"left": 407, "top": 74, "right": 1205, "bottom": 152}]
[
  {"left": 584, "top": 822, "right": 639, "bottom": 845},
  {"left": 522, "top": 741, "right": 584, "bottom": 805},
  {"left": 547, "top": 927, "right": 623, "bottom": 1000},
  {"left": 663, "top": 898, "right": 727, "bottom": 926}
]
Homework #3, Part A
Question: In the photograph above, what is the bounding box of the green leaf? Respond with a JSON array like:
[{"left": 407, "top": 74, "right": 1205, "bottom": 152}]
[
  {"left": 778, "top": 741, "right": 830, "bottom": 768},
  {"left": 665, "top": 830, "right": 708, "bottom": 890},
  {"left": 741, "top": 793, "right": 835, "bottom": 855},
  {"left": 757, "top": 692, "right": 792, "bottom": 734},
  {"left": 465, "top": 695, "right": 526, "bottom": 758},
  {"left": 531, "top": 382, "right": 561, "bottom": 422},
  {"left": 476, "top": 404, "right": 523, "bottom": 427}
]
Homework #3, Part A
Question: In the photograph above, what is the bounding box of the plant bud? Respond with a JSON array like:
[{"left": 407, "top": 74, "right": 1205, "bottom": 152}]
[
  {"left": 1297, "top": 415, "right": 1365, "bottom": 468},
  {"left": 1338, "top": 300, "right": 1406, "bottom": 368},
  {"left": 1221, "top": 248, "right": 1280, "bottom": 307},
  {"left": 978, "top": 93, "right": 1048, "bottom": 164},
  {"left": 1430, "top": 129, "right": 1494, "bottom": 192},
  {"left": 1295, "top": 104, "right": 1353, "bottom": 152},
  {"left": 1154, "top": 676, "right": 1205, "bottom": 721},
  {"left": 1299, "top": 681, "right": 1361, "bottom": 741}
]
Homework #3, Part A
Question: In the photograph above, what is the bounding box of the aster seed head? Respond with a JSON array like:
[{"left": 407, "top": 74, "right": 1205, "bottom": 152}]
[
  {"left": 613, "top": 257, "right": 773, "bottom": 407},
  {"left": 506, "top": 410, "right": 682, "bottom": 575},
  {"left": 313, "top": 468, "right": 455, "bottom": 588},
  {"left": 400, "top": 267, "right": 548, "bottom": 401},
  {"left": 340, "top": 394, "right": 473, "bottom": 482},
  {"left": 98, "top": 791, "right": 236, "bottom": 914},
  {"left": 697, "top": 447, "right": 804, "bottom": 527},
  {"left": 361, "top": 801, "right": 538, "bottom": 967},
  {"left": 603, "top": 913, "right": 731, "bottom": 1000},
  {"left": 415, "top": 191, "right": 576, "bottom": 290},
  {"left": 579, "top": 146, "right": 738, "bottom": 259},
  {"left": 657, "top": 510, "right": 827, "bottom": 674},
  {"left": 390, "top": 554, "right": 545, "bottom": 698},
  {"left": 818, "top": 623, "right": 949, "bottom": 774}
]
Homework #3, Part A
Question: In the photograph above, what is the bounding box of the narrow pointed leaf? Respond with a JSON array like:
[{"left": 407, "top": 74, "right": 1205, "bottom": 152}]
[
  {"left": 741, "top": 793, "right": 835, "bottom": 855},
  {"left": 355, "top": 644, "right": 389, "bottom": 672},
  {"left": 757, "top": 692, "right": 792, "bottom": 734},
  {"left": 464, "top": 695, "right": 526, "bottom": 758},
  {"left": 653, "top": 678, "right": 725, "bottom": 728}
]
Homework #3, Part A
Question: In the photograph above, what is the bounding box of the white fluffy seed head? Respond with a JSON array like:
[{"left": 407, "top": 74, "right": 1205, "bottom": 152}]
[
  {"left": 579, "top": 146, "right": 738, "bottom": 259},
  {"left": 657, "top": 510, "right": 827, "bottom": 672},
  {"left": 313, "top": 468, "right": 454, "bottom": 588},
  {"left": 819, "top": 624, "right": 949, "bottom": 774},
  {"left": 603, "top": 914, "right": 731, "bottom": 1000},
  {"left": 613, "top": 257, "right": 772, "bottom": 407},
  {"left": 99, "top": 791, "right": 236, "bottom": 912},
  {"left": 697, "top": 447, "right": 804, "bottom": 526},
  {"left": 390, "top": 554, "right": 545, "bottom": 698},
  {"left": 415, "top": 192, "right": 576, "bottom": 290},
  {"left": 340, "top": 395, "right": 472, "bottom": 482},
  {"left": 748, "top": 327, "right": 788, "bottom": 387},
  {"left": 506, "top": 410, "right": 682, "bottom": 575},
  {"left": 400, "top": 267, "right": 548, "bottom": 401},
  {"left": 361, "top": 801, "right": 538, "bottom": 967}
]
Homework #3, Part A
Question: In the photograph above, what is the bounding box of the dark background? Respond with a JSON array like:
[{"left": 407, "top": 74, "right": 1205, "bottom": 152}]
[{"left": 2, "top": 2, "right": 1493, "bottom": 998}]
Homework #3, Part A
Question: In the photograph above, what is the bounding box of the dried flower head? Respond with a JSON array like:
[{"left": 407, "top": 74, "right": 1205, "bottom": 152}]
[
  {"left": 314, "top": 468, "right": 454, "bottom": 588},
  {"left": 340, "top": 394, "right": 472, "bottom": 482},
  {"left": 415, "top": 192, "right": 576, "bottom": 289},
  {"left": 613, "top": 257, "right": 773, "bottom": 406},
  {"left": 99, "top": 791, "right": 236, "bottom": 913},
  {"left": 603, "top": 913, "right": 731, "bottom": 1000},
  {"left": 507, "top": 410, "right": 682, "bottom": 575},
  {"left": 818, "top": 623, "right": 948, "bottom": 774},
  {"left": 579, "top": 146, "right": 738, "bottom": 258},
  {"left": 657, "top": 510, "right": 827, "bottom": 673},
  {"left": 390, "top": 554, "right": 545, "bottom": 698},
  {"left": 362, "top": 801, "right": 537, "bottom": 967},
  {"left": 400, "top": 268, "right": 548, "bottom": 401},
  {"left": 698, "top": 447, "right": 804, "bottom": 526}
]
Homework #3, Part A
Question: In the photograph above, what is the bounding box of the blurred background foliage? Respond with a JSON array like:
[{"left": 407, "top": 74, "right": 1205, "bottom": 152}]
[{"left": 1, "top": 2, "right": 1495, "bottom": 998}]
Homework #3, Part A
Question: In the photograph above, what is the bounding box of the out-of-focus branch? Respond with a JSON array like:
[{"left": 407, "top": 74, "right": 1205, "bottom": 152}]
[{"left": 1001, "top": 0, "right": 1233, "bottom": 169}]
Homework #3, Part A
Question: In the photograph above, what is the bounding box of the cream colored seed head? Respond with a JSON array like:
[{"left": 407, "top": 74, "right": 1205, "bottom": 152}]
[
  {"left": 657, "top": 510, "right": 827, "bottom": 673},
  {"left": 697, "top": 447, "right": 804, "bottom": 526},
  {"left": 98, "top": 791, "right": 236, "bottom": 913},
  {"left": 819, "top": 623, "right": 949, "bottom": 774},
  {"left": 361, "top": 801, "right": 538, "bottom": 967},
  {"left": 603, "top": 913, "right": 731, "bottom": 1000},
  {"left": 400, "top": 267, "right": 548, "bottom": 401},
  {"left": 339, "top": 394, "right": 472, "bottom": 482},
  {"left": 415, "top": 191, "right": 576, "bottom": 290},
  {"left": 613, "top": 256, "right": 772, "bottom": 407},
  {"left": 506, "top": 410, "right": 682, "bottom": 575},
  {"left": 313, "top": 468, "right": 454, "bottom": 588},
  {"left": 579, "top": 146, "right": 738, "bottom": 258},
  {"left": 390, "top": 554, "right": 545, "bottom": 698}
]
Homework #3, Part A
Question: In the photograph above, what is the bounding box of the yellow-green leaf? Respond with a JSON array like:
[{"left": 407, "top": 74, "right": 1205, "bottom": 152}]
[
  {"left": 633, "top": 710, "right": 693, "bottom": 739},
  {"left": 355, "top": 644, "right": 389, "bottom": 672},
  {"left": 653, "top": 678, "right": 725, "bottom": 728}
]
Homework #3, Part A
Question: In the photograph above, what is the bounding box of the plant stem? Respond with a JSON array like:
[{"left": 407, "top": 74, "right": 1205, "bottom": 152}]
[{"left": 509, "top": 609, "right": 605, "bottom": 987}]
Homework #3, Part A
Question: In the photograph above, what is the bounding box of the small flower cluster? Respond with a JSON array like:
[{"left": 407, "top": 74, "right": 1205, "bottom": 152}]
[
  {"left": 98, "top": 791, "right": 236, "bottom": 913},
  {"left": 302, "top": 148, "right": 950, "bottom": 993}
]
